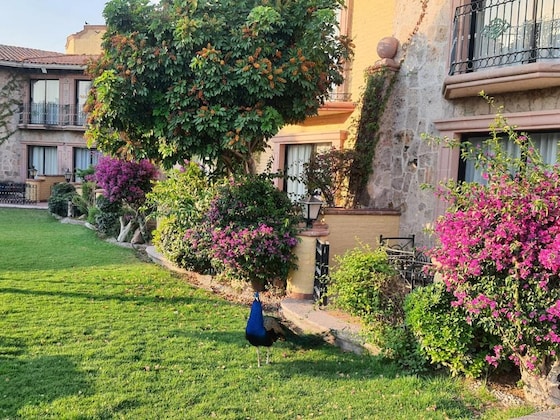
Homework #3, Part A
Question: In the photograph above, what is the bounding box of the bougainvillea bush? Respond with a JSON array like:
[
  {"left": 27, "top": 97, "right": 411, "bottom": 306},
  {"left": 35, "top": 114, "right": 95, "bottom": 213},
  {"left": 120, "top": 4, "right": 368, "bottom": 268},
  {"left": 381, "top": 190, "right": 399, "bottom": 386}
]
[
  {"left": 206, "top": 175, "right": 301, "bottom": 289},
  {"left": 91, "top": 156, "right": 158, "bottom": 242},
  {"left": 429, "top": 109, "right": 560, "bottom": 401}
]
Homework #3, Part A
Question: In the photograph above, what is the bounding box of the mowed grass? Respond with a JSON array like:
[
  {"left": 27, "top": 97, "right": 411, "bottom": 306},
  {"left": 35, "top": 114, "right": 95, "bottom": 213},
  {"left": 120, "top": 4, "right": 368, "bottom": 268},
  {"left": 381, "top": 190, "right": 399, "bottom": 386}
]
[{"left": 0, "top": 208, "right": 535, "bottom": 419}]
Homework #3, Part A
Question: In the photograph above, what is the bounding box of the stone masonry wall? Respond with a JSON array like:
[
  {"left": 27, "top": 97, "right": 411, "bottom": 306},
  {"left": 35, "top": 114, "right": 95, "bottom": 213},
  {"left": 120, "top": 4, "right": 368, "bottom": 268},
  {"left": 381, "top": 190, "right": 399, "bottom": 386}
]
[
  {"left": 0, "top": 69, "right": 23, "bottom": 181},
  {"left": 366, "top": 0, "right": 560, "bottom": 248},
  {"left": 367, "top": 0, "right": 451, "bottom": 247}
]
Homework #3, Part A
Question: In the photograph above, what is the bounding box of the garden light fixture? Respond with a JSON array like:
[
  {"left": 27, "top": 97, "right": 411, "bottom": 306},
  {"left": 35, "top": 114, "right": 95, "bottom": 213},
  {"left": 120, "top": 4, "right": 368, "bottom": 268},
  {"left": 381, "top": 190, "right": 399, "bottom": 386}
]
[
  {"left": 301, "top": 193, "right": 324, "bottom": 228},
  {"left": 28, "top": 166, "right": 37, "bottom": 179}
]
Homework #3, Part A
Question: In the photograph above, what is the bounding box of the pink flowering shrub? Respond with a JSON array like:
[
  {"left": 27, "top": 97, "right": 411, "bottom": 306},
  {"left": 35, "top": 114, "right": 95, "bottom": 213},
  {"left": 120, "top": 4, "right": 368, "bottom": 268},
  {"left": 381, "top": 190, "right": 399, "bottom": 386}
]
[
  {"left": 211, "top": 223, "right": 299, "bottom": 285},
  {"left": 205, "top": 175, "right": 301, "bottom": 288},
  {"left": 430, "top": 112, "right": 560, "bottom": 377}
]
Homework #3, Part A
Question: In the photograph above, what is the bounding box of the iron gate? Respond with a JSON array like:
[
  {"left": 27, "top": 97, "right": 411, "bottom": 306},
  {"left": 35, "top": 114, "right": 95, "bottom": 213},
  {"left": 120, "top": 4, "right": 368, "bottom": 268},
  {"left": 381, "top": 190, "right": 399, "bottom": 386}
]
[{"left": 313, "top": 239, "right": 330, "bottom": 305}]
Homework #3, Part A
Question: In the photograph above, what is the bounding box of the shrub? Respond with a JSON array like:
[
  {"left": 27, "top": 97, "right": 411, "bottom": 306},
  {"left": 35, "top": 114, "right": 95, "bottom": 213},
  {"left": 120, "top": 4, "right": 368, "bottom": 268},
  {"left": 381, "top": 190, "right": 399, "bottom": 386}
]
[
  {"left": 91, "top": 156, "right": 158, "bottom": 242},
  {"left": 154, "top": 218, "right": 213, "bottom": 273},
  {"left": 328, "top": 244, "right": 423, "bottom": 371},
  {"left": 207, "top": 175, "right": 300, "bottom": 289},
  {"left": 48, "top": 183, "right": 77, "bottom": 217},
  {"left": 146, "top": 161, "right": 217, "bottom": 272},
  {"left": 303, "top": 147, "right": 358, "bottom": 207},
  {"left": 328, "top": 244, "right": 401, "bottom": 322},
  {"left": 405, "top": 281, "right": 498, "bottom": 378},
  {"left": 93, "top": 195, "right": 121, "bottom": 238},
  {"left": 427, "top": 101, "right": 560, "bottom": 390},
  {"left": 72, "top": 181, "right": 96, "bottom": 218}
]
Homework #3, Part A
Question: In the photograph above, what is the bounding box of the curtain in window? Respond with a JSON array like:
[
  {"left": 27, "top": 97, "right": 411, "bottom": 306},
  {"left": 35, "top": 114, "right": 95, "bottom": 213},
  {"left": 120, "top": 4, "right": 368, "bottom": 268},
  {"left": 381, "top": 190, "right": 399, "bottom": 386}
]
[
  {"left": 74, "top": 148, "right": 100, "bottom": 182},
  {"left": 532, "top": 132, "right": 559, "bottom": 164},
  {"left": 285, "top": 144, "right": 313, "bottom": 202},
  {"left": 31, "top": 80, "right": 59, "bottom": 124},
  {"left": 76, "top": 81, "right": 91, "bottom": 126},
  {"left": 462, "top": 131, "right": 560, "bottom": 183},
  {"left": 29, "top": 146, "right": 58, "bottom": 176}
]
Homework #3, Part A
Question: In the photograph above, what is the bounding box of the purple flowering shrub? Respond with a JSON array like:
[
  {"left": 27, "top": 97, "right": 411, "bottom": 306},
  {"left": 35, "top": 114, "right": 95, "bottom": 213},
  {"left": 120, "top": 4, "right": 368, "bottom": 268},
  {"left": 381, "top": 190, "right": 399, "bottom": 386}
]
[
  {"left": 210, "top": 223, "right": 299, "bottom": 286},
  {"left": 206, "top": 175, "right": 301, "bottom": 288},
  {"left": 430, "top": 113, "right": 560, "bottom": 377},
  {"left": 92, "top": 156, "right": 157, "bottom": 206},
  {"left": 91, "top": 156, "right": 158, "bottom": 241}
]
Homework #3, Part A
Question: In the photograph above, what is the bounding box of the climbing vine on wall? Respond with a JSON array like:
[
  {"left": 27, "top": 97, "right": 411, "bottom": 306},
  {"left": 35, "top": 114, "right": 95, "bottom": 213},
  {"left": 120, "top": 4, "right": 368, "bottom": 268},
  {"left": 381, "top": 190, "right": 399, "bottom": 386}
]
[
  {"left": 347, "top": 0, "right": 429, "bottom": 208},
  {"left": 348, "top": 67, "right": 397, "bottom": 207},
  {"left": 0, "top": 72, "right": 22, "bottom": 147}
]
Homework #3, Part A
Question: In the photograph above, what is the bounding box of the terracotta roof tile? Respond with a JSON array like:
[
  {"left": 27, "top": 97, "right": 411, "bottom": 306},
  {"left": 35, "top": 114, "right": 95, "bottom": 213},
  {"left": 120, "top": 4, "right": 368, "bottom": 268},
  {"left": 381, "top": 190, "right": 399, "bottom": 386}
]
[{"left": 0, "top": 44, "right": 98, "bottom": 67}]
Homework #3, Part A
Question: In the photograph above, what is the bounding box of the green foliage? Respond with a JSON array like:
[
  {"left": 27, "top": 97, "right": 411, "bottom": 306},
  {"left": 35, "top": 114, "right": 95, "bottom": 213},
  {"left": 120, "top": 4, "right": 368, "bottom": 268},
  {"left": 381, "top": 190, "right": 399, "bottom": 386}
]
[
  {"left": 86, "top": 0, "right": 352, "bottom": 173},
  {"left": 145, "top": 161, "right": 217, "bottom": 231},
  {"left": 93, "top": 195, "right": 122, "bottom": 237},
  {"left": 71, "top": 181, "right": 96, "bottom": 218},
  {"left": 48, "top": 182, "right": 78, "bottom": 217},
  {"left": 209, "top": 174, "right": 300, "bottom": 231},
  {"left": 328, "top": 244, "right": 400, "bottom": 322},
  {"left": 328, "top": 244, "right": 430, "bottom": 373},
  {"left": 146, "top": 161, "right": 217, "bottom": 272},
  {"left": 405, "top": 281, "right": 498, "bottom": 378},
  {"left": 375, "top": 323, "right": 429, "bottom": 375},
  {"left": 347, "top": 68, "right": 397, "bottom": 207},
  {"left": 153, "top": 217, "right": 213, "bottom": 273}
]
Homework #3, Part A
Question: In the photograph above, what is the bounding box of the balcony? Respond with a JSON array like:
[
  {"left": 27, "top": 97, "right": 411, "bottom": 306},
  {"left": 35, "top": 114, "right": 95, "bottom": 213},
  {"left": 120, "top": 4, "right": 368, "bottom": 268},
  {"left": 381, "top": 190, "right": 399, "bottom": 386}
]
[
  {"left": 18, "top": 103, "right": 88, "bottom": 130},
  {"left": 444, "top": 0, "right": 560, "bottom": 98}
]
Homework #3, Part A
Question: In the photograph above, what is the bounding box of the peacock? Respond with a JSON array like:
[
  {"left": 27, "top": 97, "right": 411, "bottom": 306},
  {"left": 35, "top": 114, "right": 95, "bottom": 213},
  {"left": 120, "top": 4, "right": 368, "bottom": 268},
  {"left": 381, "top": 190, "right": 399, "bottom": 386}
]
[{"left": 245, "top": 292, "right": 286, "bottom": 367}]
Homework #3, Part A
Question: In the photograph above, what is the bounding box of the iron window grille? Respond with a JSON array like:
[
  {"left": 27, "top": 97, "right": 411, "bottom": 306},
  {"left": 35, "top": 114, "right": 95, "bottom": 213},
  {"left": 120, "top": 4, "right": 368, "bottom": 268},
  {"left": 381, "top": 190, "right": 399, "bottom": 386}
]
[{"left": 449, "top": 0, "right": 560, "bottom": 75}]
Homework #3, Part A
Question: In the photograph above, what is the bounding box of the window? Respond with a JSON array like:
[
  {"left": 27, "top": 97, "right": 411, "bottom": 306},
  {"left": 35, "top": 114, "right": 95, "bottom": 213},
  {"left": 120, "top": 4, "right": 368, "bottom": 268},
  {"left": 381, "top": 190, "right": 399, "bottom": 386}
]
[
  {"left": 73, "top": 148, "right": 101, "bottom": 181},
  {"left": 284, "top": 143, "right": 331, "bottom": 201},
  {"left": 459, "top": 131, "right": 559, "bottom": 182},
  {"left": 28, "top": 146, "right": 58, "bottom": 176},
  {"left": 327, "top": 1, "right": 352, "bottom": 101},
  {"left": 76, "top": 80, "right": 91, "bottom": 126},
  {"left": 30, "top": 80, "right": 59, "bottom": 124},
  {"left": 450, "top": 0, "right": 560, "bottom": 75}
]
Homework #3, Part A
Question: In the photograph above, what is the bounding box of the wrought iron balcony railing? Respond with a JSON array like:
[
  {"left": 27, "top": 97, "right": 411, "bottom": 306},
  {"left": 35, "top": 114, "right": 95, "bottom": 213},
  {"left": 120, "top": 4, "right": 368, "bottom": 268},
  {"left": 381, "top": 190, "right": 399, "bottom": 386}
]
[
  {"left": 450, "top": 0, "right": 560, "bottom": 75},
  {"left": 19, "top": 103, "right": 88, "bottom": 127}
]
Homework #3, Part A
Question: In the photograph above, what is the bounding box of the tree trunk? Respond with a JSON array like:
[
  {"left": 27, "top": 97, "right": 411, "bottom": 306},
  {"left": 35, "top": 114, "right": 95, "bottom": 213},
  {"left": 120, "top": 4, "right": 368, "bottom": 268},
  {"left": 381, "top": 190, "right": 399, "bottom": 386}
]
[
  {"left": 117, "top": 216, "right": 134, "bottom": 242},
  {"left": 519, "top": 355, "right": 560, "bottom": 407}
]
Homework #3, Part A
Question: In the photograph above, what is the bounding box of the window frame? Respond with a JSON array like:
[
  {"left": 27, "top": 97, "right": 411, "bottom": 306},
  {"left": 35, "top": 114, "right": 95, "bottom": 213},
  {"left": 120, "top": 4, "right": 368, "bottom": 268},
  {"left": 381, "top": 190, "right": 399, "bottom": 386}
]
[{"left": 30, "top": 79, "right": 60, "bottom": 125}]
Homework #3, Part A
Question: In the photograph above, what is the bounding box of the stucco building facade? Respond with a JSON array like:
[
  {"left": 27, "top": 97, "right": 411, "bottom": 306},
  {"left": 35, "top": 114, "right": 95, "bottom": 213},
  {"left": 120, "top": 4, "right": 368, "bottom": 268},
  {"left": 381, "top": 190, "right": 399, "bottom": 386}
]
[{"left": 262, "top": 0, "right": 560, "bottom": 248}]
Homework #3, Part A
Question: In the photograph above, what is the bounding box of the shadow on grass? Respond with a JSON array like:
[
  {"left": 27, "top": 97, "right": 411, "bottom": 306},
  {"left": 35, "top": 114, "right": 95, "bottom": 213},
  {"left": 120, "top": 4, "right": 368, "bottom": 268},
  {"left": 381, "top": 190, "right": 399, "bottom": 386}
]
[
  {"left": 0, "top": 337, "right": 90, "bottom": 418},
  {"left": 0, "top": 285, "right": 211, "bottom": 307}
]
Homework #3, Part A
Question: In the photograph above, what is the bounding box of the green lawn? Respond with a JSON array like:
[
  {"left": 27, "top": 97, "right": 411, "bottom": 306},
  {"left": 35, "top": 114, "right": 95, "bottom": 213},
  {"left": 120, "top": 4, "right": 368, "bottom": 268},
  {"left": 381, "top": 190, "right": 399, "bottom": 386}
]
[{"left": 0, "top": 208, "right": 535, "bottom": 419}]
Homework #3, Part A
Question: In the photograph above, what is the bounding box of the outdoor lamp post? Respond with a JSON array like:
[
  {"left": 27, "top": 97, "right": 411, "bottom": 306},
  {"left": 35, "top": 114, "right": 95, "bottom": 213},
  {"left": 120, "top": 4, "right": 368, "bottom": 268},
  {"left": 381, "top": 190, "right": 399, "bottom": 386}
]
[
  {"left": 301, "top": 193, "right": 324, "bottom": 228},
  {"left": 64, "top": 168, "right": 72, "bottom": 183},
  {"left": 28, "top": 166, "right": 37, "bottom": 179}
]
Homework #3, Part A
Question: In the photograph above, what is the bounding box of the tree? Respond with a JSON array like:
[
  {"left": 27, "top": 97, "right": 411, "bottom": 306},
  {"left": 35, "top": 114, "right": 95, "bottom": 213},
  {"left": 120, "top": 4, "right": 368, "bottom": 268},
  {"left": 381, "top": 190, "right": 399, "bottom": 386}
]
[
  {"left": 91, "top": 156, "right": 158, "bottom": 242},
  {"left": 85, "top": 0, "right": 352, "bottom": 174}
]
